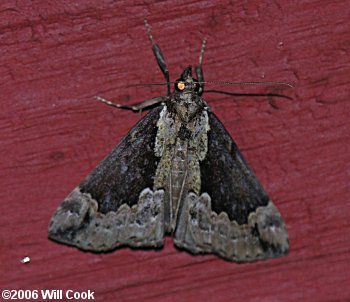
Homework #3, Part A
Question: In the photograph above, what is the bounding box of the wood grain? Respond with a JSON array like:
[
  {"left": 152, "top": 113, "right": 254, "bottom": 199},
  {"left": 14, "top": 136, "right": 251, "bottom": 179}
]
[{"left": 1, "top": 1, "right": 349, "bottom": 301}]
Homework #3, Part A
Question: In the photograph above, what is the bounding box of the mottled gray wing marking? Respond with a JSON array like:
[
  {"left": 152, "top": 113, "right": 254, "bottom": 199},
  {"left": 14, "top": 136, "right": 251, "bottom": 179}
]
[
  {"left": 174, "top": 112, "right": 288, "bottom": 261},
  {"left": 174, "top": 193, "right": 288, "bottom": 262},
  {"left": 49, "top": 188, "right": 164, "bottom": 251},
  {"left": 49, "top": 107, "right": 166, "bottom": 251}
]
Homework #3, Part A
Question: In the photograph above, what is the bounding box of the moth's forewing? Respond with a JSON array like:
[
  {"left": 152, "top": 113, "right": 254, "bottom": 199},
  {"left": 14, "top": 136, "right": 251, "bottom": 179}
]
[
  {"left": 48, "top": 107, "right": 165, "bottom": 251},
  {"left": 202, "top": 112, "right": 270, "bottom": 224},
  {"left": 173, "top": 112, "right": 289, "bottom": 262}
]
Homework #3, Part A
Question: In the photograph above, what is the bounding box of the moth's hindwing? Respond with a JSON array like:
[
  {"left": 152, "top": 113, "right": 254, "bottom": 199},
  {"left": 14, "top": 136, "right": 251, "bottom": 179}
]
[
  {"left": 174, "top": 112, "right": 289, "bottom": 262},
  {"left": 48, "top": 107, "right": 165, "bottom": 251}
]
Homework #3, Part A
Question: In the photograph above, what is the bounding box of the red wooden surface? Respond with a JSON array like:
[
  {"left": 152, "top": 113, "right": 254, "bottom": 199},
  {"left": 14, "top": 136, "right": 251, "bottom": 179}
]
[{"left": 1, "top": 1, "right": 349, "bottom": 301}]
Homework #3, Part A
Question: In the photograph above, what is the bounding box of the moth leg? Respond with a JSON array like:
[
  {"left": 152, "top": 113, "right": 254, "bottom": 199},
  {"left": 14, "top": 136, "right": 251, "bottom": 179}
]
[
  {"left": 48, "top": 188, "right": 165, "bottom": 251},
  {"left": 95, "top": 96, "right": 167, "bottom": 112},
  {"left": 195, "top": 38, "right": 206, "bottom": 96},
  {"left": 174, "top": 193, "right": 289, "bottom": 262},
  {"left": 144, "top": 18, "right": 171, "bottom": 95}
]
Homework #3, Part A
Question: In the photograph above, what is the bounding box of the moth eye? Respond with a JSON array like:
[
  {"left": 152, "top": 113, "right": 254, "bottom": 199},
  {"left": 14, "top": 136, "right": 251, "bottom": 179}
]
[{"left": 177, "top": 82, "right": 185, "bottom": 90}]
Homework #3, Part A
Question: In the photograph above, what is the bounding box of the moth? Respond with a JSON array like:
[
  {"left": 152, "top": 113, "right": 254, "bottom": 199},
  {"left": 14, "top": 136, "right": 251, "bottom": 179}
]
[{"left": 49, "top": 19, "right": 289, "bottom": 262}]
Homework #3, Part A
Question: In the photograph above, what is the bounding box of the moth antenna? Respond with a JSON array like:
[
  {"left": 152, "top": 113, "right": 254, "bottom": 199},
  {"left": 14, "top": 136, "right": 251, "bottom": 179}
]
[
  {"left": 199, "top": 80, "right": 294, "bottom": 88},
  {"left": 126, "top": 80, "right": 293, "bottom": 88},
  {"left": 127, "top": 82, "right": 178, "bottom": 87}
]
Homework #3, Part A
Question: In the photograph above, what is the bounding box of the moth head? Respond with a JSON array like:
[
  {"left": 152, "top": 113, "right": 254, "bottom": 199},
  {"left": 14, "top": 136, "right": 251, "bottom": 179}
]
[
  {"left": 168, "top": 65, "right": 204, "bottom": 123},
  {"left": 174, "top": 66, "right": 200, "bottom": 93}
]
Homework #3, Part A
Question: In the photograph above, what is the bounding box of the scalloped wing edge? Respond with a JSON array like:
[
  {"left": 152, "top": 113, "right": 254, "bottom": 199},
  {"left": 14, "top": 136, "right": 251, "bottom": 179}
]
[{"left": 174, "top": 192, "right": 288, "bottom": 262}]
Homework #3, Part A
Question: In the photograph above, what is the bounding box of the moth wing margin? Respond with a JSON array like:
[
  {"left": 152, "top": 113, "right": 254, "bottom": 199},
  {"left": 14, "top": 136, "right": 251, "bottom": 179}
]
[
  {"left": 49, "top": 187, "right": 165, "bottom": 251},
  {"left": 174, "top": 192, "right": 288, "bottom": 262},
  {"left": 48, "top": 107, "right": 166, "bottom": 251},
  {"left": 174, "top": 112, "right": 288, "bottom": 262}
]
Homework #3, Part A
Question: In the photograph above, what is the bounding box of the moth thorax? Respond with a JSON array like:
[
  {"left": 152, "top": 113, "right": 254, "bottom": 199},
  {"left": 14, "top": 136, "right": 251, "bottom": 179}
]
[{"left": 169, "top": 93, "right": 204, "bottom": 123}]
